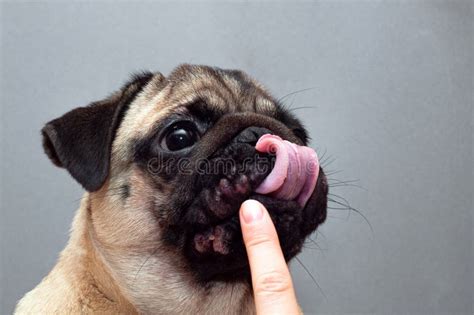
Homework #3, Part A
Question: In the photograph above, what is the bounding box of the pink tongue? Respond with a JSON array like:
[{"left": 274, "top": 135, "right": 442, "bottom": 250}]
[{"left": 254, "top": 134, "right": 319, "bottom": 207}]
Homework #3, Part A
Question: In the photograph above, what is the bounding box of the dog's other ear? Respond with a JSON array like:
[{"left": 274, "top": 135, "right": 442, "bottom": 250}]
[{"left": 42, "top": 72, "right": 157, "bottom": 191}]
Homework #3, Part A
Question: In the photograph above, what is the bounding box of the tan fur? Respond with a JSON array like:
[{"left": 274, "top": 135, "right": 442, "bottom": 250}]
[
  {"left": 15, "top": 196, "right": 139, "bottom": 314},
  {"left": 15, "top": 65, "right": 283, "bottom": 314}
]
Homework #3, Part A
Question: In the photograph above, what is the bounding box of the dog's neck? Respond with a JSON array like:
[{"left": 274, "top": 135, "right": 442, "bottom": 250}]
[{"left": 24, "top": 194, "right": 255, "bottom": 314}]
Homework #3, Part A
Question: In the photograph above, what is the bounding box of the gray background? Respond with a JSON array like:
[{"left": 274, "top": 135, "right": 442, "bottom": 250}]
[{"left": 1, "top": 1, "right": 472, "bottom": 314}]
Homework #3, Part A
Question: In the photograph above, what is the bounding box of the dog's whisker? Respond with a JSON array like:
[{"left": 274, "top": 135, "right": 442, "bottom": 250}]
[
  {"left": 321, "top": 156, "right": 337, "bottom": 169},
  {"left": 305, "top": 237, "right": 327, "bottom": 252},
  {"left": 317, "top": 147, "right": 328, "bottom": 162},
  {"left": 328, "top": 205, "right": 353, "bottom": 220},
  {"left": 294, "top": 256, "right": 327, "bottom": 300},
  {"left": 328, "top": 178, "right": 366, "bottom": 191},
  {"left": 325, "top": 169, "right": 343, "bottom": 176},
  {"left": 317, "top": 230, "right": 327, "bottom": 239},
  {"left": 295, "top": 105, "right": 316, "bottom": 111},
  {"left": 328, "top": 206, "right": 354, "bottom": 210},
  {"left": 314, "top": 230, "right": 328, "bottom": 242},
  {"left": 328, "top": 193, "right": 355, "bottom": 207},
  {"left": 326, "top": 214, "right": 350, "bottom": 220},
  {"left": 319, "top": 152, "right": 333, "bottom": 165},
  {"left": 328, "top": 180, "right": 361, "bottom": 187},
  {"left": 328, "top": 195, "right": 374, "bottom": 235},
  {"left": 329, "top": 183, "right": 363, "bottom": 190},
  {"left": 302, "top": 244, "right": 322, "bottom": 251},
  {"left": 328, "top": 177, "right": 359, "bottom": 183},
  {"left": 287, "top": 106, "right": 316, "bottom": 112},
  {"left": 276, "top": 87, "right": 317, "bottom": 104},
  {"left": 133, "top": 248, "right": 160, "bottom": 285}
]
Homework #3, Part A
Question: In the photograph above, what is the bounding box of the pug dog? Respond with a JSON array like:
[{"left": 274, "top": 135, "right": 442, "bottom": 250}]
[{"left": 15, "top": 64, "right": 328, "bottom": 314}]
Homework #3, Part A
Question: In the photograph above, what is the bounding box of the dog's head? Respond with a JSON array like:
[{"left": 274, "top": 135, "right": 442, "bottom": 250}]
[{"left": 42, "top": 65, "right": 327, "bottom": 286}]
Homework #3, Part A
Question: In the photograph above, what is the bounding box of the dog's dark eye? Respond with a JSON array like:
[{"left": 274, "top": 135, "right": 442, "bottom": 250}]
[{"left": 161, "top": 121, "right": 200, "bottom": 151}]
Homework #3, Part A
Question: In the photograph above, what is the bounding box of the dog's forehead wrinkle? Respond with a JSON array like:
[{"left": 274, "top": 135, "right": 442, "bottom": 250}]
[
  {"left": 183, "top": 89, "right": 229, "bottom": 113},
  {"left": 167, "top": 65, "right": 274, "bottom": 111},
  {"left": 167, "top": 81, "right": 232, "bottom": 110}
]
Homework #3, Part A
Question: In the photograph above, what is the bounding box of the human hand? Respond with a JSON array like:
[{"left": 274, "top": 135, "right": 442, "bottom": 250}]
[{"left": 239, "top": 200, "right": 301, "bottom": 315}]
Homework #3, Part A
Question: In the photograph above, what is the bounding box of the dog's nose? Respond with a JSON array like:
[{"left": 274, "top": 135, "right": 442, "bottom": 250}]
[{"left": 234, "top": 127, "right": 272, "bottom": 146}]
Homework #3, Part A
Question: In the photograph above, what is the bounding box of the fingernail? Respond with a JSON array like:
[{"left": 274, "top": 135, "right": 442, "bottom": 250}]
[{"left": 242, "top": 200, "right": 264, "bottom": 223}]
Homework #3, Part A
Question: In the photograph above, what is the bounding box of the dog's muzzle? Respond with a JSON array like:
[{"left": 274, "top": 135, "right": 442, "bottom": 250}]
[{"left": 164, "top": 114, "right": 328, "bottom": 281}]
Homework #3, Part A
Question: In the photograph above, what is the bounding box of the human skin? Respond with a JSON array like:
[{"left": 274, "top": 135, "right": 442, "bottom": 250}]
[{"left": 239, "top": 200, "right": 301, "bottom": 315}]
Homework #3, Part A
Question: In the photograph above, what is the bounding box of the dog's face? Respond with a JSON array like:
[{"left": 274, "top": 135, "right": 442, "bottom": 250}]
[{"left": 42, "top": 65, "right": 327, "bottom": 288}]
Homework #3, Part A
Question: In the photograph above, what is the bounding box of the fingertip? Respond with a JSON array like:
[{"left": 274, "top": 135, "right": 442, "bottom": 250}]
[
  {"left": 240, "top": 199, "right": 264, "bottom": 224},
  {"left": 241, "top": 199, "right": 263, "bottom": 209}
]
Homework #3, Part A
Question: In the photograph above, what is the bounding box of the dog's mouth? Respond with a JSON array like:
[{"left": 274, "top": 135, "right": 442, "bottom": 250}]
[{"left": 171, "top": 131, "right": 328, "bottom": 281}]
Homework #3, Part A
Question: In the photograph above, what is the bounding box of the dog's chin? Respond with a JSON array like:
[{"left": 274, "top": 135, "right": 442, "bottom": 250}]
[{"left": 182, "top": 170, "right": 328, "bottom": 283}]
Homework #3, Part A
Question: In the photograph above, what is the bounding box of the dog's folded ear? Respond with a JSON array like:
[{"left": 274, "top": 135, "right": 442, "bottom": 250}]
[{"left": 41, "top": 72, "right": 156, "bottom": 192}]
